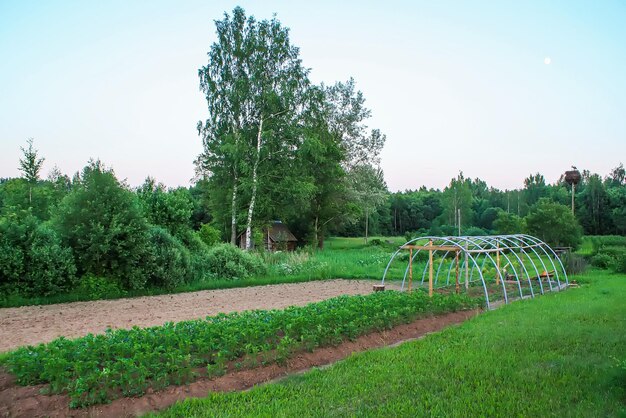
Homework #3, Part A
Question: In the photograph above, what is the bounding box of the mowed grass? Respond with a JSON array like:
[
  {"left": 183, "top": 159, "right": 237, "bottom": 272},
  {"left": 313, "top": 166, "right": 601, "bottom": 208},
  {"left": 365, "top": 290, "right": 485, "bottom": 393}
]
[{"left": 156, "top": 270, "right": 626, "bottom": 417}]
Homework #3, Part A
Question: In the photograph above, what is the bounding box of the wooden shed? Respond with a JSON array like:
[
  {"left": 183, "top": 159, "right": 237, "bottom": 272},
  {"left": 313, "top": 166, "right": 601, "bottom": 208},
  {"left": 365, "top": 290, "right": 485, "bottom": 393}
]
[{"left": 238, "top": 221, "right": 298, "bottom": 251}]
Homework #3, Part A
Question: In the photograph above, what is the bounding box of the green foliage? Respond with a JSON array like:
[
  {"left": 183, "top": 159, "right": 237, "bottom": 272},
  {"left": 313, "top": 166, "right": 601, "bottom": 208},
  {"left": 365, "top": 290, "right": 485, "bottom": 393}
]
[
  {"left": 0, "top": 212, "right": 76, "bottom": 296},
  {"left": 145, "top": 226, "right": 192, "bottom": 288},
  {"left": 18, "top": 138, "right": 45, "bottom": 185},
  {"left": 2, "top": 291, "right": 479, "bottom": 407},
  {"left": 493, "top": 210, "right": 524, "bottom": 234},
  {"left": 590, "top": 253, "right": 614, "bottom": 269},
  {"left": 25, "top": 224, "right": 77, "bottom": 296},
  {"left": 524, "top": 199, "right": 582, "bottom": 249},
  {"left": 463, "top": 226, "right": 487, "bottom": 236},
  {"left": 52, "top": 161, "right": 150, "bottom": 290},
  {"left": 76, "top": 275, "right": 126, "bottom": 299},
  {"left": 198, "top": 223, "right": 221, "bottom": 247},
  {"left": 156, "top": 271, "right": 626, "bottom": 418},
  {"left": 138, "top": 179, "right": 193, "bottom": 237},
  {"left": 206, "top": 244, "right": 266, "bottom": 280}
]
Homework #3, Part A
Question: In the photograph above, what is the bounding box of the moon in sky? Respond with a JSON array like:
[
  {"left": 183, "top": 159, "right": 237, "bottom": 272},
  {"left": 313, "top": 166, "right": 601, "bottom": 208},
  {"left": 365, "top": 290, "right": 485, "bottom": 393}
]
[{"left": 544, "top": 57, "right": 552, "bottom": 65}]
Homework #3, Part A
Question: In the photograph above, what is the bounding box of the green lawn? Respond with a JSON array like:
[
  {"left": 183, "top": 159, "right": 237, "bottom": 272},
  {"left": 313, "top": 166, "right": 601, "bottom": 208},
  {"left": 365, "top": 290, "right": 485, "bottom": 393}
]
[{"left": 155, "top": 269, "right": 626, "bottom": 417}]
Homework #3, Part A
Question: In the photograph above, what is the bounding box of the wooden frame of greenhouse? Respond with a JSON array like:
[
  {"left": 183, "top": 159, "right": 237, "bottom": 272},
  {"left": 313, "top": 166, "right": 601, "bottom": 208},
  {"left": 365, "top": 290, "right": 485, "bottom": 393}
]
[{"left": 380, "top": 234, "right": 569, "bottom": 309}]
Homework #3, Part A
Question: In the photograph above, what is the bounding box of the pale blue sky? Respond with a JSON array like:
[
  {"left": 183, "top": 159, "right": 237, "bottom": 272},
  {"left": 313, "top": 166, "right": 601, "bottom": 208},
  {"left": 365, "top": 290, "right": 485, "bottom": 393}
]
[{"left": 1, "top": 1, "right": 625, "bottom": 191}]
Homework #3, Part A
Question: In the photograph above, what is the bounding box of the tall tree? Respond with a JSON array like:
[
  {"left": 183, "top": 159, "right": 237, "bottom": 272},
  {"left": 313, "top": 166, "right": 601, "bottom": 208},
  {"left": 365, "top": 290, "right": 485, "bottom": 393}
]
[
  {"left": 18, "top": 138, "right": 45, "bottom": 204},
  {"left": 197, "top": 7, "right": 309, "bottom": 249},
  {"left": 441, "top": 172, "right": 472, "bottom": 234},
  {"left": 347, "top": 164, "right": 388, "bottom": 243}
]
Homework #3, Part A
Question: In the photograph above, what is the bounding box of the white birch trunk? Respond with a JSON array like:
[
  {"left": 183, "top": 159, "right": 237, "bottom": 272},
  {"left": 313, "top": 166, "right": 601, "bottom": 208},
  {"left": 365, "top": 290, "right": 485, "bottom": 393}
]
[
  {"left": 230, "top": 175, "right": 238, "bottom": 245},
  {"left": 245, "top": 117, "right": 263, "bottom": 250}
]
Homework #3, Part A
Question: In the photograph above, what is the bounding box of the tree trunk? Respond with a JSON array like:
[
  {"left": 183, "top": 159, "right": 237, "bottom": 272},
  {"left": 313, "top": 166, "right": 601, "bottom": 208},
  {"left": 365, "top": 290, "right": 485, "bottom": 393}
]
[
  {"left": 230, "top": 175, "right": 238, "bottom": 245},
  {"left": 365, "top": 207, "right": 369, "bottom": 244},
  {"left": 245, "top": 117, "right": 263, "bottom": 250},
  {"left": 314, "top": 215, "right": 319, "bottom": 250}
]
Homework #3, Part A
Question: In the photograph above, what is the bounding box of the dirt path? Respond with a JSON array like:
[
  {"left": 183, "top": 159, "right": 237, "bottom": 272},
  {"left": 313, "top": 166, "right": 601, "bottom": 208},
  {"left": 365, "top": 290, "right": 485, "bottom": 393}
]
[{"left": 0, "top": 279, "right": 399, "bottom": 352}]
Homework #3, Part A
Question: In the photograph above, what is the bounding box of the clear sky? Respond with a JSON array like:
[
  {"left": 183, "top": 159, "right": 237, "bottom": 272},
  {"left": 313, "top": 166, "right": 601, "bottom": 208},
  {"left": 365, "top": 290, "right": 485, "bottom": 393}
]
[{"left": 1, "top": 0, "right": 625, "bottom": 191}]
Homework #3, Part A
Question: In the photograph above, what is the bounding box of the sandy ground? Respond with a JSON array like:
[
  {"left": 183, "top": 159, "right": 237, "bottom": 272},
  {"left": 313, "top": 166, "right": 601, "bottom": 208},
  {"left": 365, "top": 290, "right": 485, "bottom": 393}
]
[{"left": 0, "top": 279, "right": 398, "bottom": 352}]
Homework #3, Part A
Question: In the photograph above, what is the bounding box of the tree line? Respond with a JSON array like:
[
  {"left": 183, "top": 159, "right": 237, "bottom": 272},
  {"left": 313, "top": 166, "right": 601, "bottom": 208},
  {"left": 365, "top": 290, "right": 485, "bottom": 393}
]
[{"left": 359, "top": 168, "right": 626, "bottom": 247}]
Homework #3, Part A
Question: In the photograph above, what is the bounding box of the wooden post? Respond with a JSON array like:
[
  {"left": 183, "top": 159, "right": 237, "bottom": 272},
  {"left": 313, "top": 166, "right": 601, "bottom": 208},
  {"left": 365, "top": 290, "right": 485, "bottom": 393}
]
[
  {"left": 571, "top": 183, "right": 576, "bottom": 215},
  {"left": 428, "top": 239, "right": 434, "bottom": 297},
  {"left": 496, "top": 242, "right": 501, "bottom": 285},
  {"left": 408, "top": 248, "right": 413, "bottom": 291},
  {"left": 465, "top": 242, "right": 469, "bottom": 290},
  {"left": 455, "top": 251, "right": 460, "bottom": 294}
]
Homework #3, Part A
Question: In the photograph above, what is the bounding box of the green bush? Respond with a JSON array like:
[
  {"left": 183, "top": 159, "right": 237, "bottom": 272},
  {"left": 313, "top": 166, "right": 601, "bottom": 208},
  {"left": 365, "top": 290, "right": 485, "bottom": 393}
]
[
  {"left": 198, "top": 223, "right": 221, "bottom": 247},
  {"left": 145, "top": 226, "right": 191, "bottom": 288},
  {"left": 613, "top": 252, "right": 626, "bottom": 274},
  {"left": 24, "top": 224, "right": 77, "bottom": 296},
  {"left": 52, "top": 161, "right": 150, "bottom": 290},
  {"left": 591, "top": 253, "right": 614, "bottom": 269},
  {"left": 76, "top": 275, "right": 126, "bottom": 299},
  {"left": 464, "top": 226, "right": 487, "bottom": 236},
  {"left": 206, "top": 244, "right": 267, "bottom": 280},
  {"left": 0, "top": 212, "right": 76, "bottom": 296}
]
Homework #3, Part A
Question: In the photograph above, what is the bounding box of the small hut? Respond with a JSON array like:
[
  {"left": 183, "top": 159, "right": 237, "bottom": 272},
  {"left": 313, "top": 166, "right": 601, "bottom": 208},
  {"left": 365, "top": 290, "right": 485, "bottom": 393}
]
[{"left": 237, "top": 221, "right": 297, "bottom": 251}]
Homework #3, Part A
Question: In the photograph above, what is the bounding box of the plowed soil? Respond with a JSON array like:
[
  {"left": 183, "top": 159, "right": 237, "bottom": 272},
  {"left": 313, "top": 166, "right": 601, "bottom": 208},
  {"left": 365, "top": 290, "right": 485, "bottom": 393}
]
[{"left": 0, "top": 279, "right": 400, "bottom": 352}]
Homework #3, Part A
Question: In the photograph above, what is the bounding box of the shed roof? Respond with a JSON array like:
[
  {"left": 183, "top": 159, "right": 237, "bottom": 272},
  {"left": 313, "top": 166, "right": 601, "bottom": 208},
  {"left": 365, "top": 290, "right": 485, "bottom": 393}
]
[{"left": 268, "top": 221, "right": 297, "bottom": 242}]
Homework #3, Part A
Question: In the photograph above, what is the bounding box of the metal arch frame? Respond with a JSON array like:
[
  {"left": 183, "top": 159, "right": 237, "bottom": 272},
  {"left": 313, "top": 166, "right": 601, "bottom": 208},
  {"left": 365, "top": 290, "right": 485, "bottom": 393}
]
[
  {"left": 390, "top": 236, "right": 492, "bottom": 309},
  {"left": 380, "top": 234, "right": 570, "bottom": 309}
]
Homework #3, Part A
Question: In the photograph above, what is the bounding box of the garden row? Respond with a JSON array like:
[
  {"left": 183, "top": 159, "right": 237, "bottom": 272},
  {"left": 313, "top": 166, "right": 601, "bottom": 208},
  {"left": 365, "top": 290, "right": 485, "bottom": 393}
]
[{"left": 1, "top": 290, "right": 481, "bottom": 408}]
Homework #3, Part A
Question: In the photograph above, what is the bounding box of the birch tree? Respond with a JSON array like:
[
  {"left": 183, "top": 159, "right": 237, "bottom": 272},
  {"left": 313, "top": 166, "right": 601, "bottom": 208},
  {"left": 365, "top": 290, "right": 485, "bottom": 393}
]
[{"left": 197, "top": 7, "right": 308, "bottom": 248}]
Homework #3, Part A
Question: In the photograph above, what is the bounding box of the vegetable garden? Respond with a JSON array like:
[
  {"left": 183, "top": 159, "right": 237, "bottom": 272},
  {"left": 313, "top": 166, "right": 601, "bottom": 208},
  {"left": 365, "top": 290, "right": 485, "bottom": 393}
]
[{"left": 1, "top": 289, "right": 480, "bottom": 409}]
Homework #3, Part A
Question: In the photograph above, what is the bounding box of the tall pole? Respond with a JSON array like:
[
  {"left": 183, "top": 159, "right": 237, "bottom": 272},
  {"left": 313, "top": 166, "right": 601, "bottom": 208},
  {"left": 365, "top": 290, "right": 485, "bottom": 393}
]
[
  {"left": 408, "top": 248, "right": 413, "bottom": 291},
  {"left": 571, "top": 183, "right": 576, "bottom": 215},
  {"left": 428, "top": 240, "right": 433, "bottom": 297},
  {"left": 458, "top": 209, "right": 461, "bottom": 236}
]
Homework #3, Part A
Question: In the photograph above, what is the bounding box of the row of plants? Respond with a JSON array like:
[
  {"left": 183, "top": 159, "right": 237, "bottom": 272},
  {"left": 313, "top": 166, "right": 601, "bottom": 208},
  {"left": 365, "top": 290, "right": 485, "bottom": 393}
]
[{"left": 1, "top": 290, "right": 481, "bottom": 408}]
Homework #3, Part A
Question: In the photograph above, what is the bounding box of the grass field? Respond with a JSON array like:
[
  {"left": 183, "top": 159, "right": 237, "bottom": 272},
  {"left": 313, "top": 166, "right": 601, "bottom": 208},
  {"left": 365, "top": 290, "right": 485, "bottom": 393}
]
[{"left": 155, "top": 269, "right": 626, "bottom": 417}]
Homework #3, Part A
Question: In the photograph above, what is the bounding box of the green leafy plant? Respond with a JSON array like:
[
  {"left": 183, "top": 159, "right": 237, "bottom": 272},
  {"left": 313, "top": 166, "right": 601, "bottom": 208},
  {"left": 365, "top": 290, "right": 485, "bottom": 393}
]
[{"left": 2, "top": 290, "right": 480, "bottom": 407}]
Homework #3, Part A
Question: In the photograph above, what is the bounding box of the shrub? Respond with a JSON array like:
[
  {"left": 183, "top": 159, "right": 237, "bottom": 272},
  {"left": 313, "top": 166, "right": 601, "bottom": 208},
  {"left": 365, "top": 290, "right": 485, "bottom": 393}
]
[
  {"left": 198, "top": 223, "right": 221, "bottom": 247},
  {"left": 24, "top": 224, "right": 77, "bottom": 296},
  {"left": 613, "top": 252, "right": 626, "bottom": 274},
  {"left": 206, "top": 244, "right": 266, "bottom": 280},
  {"left": 52, "top": 161, "right": 150, "bottom": 290},
  {"left": 145, "top": 226, "right": 191, "bottom": 288},
  {"left": 0, "top": 212, "right": 76, "bottom": 296},
  {"left": 591, "top": 253, "right": 614, "bottom": 269},
  {"left": 76, "top": 275, "right": 125, "bottom": 299},
  {"left": 464, "top": 226, "right": 487, "bottom": 236},
  {"left": 524, "top": 199, "right": 582, "bottom": 249}
]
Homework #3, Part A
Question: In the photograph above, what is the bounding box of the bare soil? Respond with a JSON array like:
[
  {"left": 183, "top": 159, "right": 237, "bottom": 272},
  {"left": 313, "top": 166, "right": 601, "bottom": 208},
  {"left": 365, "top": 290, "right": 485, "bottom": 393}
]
[
  {"left": 0, "top": 309, "right": 479, "bottom": 418},
  {"left": 0, "top": 279, "right": 400, "bottom": 353}
]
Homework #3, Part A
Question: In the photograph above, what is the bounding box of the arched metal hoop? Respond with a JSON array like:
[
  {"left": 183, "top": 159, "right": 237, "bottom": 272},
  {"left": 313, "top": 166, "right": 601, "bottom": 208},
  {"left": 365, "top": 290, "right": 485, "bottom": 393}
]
[{"left": 381, "top": 234, "right": 569, "bottom": 310}]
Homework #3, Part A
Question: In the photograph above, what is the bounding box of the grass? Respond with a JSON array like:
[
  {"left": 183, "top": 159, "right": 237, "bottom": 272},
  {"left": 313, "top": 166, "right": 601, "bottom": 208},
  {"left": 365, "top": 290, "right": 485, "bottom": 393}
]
[{"left": 155, "top": 269, "right": 626, "bottom": 417}]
